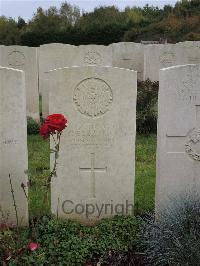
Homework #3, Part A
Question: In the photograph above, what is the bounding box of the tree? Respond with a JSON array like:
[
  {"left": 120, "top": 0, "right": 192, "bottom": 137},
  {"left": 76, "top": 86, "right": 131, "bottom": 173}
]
[
  {"left": 17, "top": 17, "right": 26, "bottom": 29},
  {"left": 0, "top": 16, "right": 20, "bottom": 45},
  {"left": 59, "top": 2, "right": 80, "bottom": 28},
  {"left": 1, "top": 0, "right": 200, "bottom": 46},
  {"left": 28, "top": 7, "right": 61, "bottom": 32},
  {"left": 124, "top": 7, "right": 144, "bottom": 25}
]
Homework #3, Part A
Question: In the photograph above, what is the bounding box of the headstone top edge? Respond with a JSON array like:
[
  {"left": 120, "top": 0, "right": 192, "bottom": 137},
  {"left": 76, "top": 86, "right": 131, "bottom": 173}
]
[
  {"left": 45, "top": 65, "right": 137, "bottom": 74},
  {"left": 2, "top": 45, "right": 37, "bottom": 49},
  {"left": 160, "top": 64, "right": 200, "bottom": 72},
  {"left": 39, "top": 43, "right": 77, "bottom": 48},
  {"left": 0, "top": 66, "right": 24, "bottom": 73}
]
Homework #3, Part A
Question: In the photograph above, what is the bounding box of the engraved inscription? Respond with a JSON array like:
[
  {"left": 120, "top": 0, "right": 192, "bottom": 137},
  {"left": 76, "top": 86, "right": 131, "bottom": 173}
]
[
  {"left": 66, "top": 122, "right": 114, "bottom": 145},
  {"left": 185, "top": 128, "right": 200, "bottom": 161},
  {"left": 84, "top": 51, "right": 102, "bottom": 65},
  {"left": 73, "top": 78, "right": 113, "bottom": 117},
  {"left": 2, "top": 139, "right": 18, "bottom": 145},
  {"left": 188, "top": 56, "right": 200, "bottom": 64},
  {"left": 8, "top": 51, "right": 25, "bottom": 67},
  {"left": 160, "top": 52, "right": 176, "bottom": 67},
  {"left": 178, "top": 72, "right": 200, "bottom": 104}
]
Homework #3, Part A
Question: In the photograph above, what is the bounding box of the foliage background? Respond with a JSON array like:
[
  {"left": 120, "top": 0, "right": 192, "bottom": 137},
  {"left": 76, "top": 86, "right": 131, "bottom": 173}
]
[{"left": 0, "top": 0, "right": 199, "bottom": 46}]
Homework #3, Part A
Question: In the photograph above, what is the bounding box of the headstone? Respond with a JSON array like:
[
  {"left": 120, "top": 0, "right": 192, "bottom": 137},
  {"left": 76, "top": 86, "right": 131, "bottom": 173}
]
[
  {"left": 144, "top": 44, "right": 200, "bottom": 81},
  {"left": 180, "top": 44, "right": 200, "bottom": 65},
  {"left": 39, "top": 43, "right": 112, "bottom": 118},
  {"left": 144, "top": 44, "right": 176, "bottom": 81},
  {"left": 112, "top": 42, "right": 144, "bottom": 80},
  {"left": 76, "top": 44, "right": 112, "bottom": 67},
  {"left": 39, "top": 43, "right": 78, "bottom": 118},
  {"left": 46, "top": 66, "right": 137, "bottom": 224},
  {"left": 141, "top": 40, "right": 160, "bottom": 45},
  {"left": 0, "top": 67, "right": 28, "bottom": 226},
  {"left": 178, "top": 41, "right": 200, "bottom": 49},
  {"left": 0, "top": 45, "right": 39, "bottom": 120},
  {"left": 156, "top": 64, "right": 200, "bottom": 211}
]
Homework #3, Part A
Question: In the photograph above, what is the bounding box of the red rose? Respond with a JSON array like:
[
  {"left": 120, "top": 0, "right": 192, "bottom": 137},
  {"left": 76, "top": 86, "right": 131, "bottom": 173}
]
[
  {"left": 40, "top": 123, "right": 51, "bottom": 139},
  {"left": 27, "top": 242, "right": 39, "bottom": 251},
  {"left": 45, "top": 114, "right": 68, "bottom": 133},
  {"left": 40, "top": 114, "right": 68, "bottom": 138}
]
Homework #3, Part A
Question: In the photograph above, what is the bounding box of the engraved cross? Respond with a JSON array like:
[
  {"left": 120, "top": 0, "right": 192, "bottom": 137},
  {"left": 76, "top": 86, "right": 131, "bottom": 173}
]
[
  {"left": 79, "top": 153, "right": 107, "bottom": 198},
  {"left": 167, "top": 104, "right": 200, "bottom": 155},
  {"left": 195, "top": 105, "right": 200, "bottom": 126}
]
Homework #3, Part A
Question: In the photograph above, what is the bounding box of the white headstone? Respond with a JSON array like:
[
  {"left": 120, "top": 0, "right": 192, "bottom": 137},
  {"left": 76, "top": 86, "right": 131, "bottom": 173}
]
[
  {"left": 0, "top": 67, "right": 28, "bottom": 226},
  {"left": 39, "top": 43, "right": 78, "bottom": 118},
  {"left": 144, "top": 44, "right": 200, "bottom": 81},
  {"left": 76, "top": 44, "right": 112, "bottom": 67},
  {"left": 0, "top": 45, "right": 39, "bottom": 121},
  {"left": 178, "top": 41, "right": 200, "bottom": 49},
  {"left": 39, "top": 43, "right": 112, "bottom": 118},
  {"left": 156, "top": 64, "right": 200, "bottom": 210},
  {"left": 47, "top": 66, "right": 137, "bottom": 224},
  {"left": 112, "top": 42, "right": 144, "bottom": 80}
]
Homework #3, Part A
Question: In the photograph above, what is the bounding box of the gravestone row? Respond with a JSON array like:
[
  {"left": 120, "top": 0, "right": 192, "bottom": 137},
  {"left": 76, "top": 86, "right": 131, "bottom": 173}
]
[
  {"left": 0, "top": 65, "right": 137, "bottom": 225},
  {"left": 39, "top": 42, "right": 144, "bottom": 117},
  {"left": 39, "top": 42, "right": 200, "bottom": 117},
  {"left": 0, "top": 42, "right": 199, "bottom": 119},
  {"left": 1, "top": 63, "right": 200, "bottom": 226},
  {"left": 144, "top": 43, "right": 200, "bottom": 81},
  {"left": 0, "top": 42, "right": 200, "bottom": 226}
]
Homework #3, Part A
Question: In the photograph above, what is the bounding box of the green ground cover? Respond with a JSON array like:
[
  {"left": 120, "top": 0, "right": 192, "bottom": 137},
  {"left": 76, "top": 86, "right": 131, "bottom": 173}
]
[{"left": 1, "top": 134, "right": 156, "bottom": 265}]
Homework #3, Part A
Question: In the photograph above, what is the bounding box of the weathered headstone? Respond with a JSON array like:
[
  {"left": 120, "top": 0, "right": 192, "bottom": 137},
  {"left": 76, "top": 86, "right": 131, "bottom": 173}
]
[
  {"left": 0, "top": 67, "right": 28, "bottom": 226},
  {"left": 39, "top": 43, "right": 78, "bottom": 118},
  {"left": 39, "top": 43, "right": 112, "bottom": 118},
  {"left": 46, "top": 66, "right": 137, "bottom": 224},
  {"left": 180, "top": 44, "right": 200, "bottom": 65},
  {"left": 144, "top": 44, "right": 200, "bottom": 81},
  {"left": 112, "top": 42, "right": 144, "bottom": 80},
  {"left": 76, "top": 44, "right": 112, "bottom": 67},
  {"left": 0, "top": 45, "right": 39, "bottom": 120},
  {"left": 156, "top": 64, "right": 200, "bottom": 211},
  {"left": 178, "top": 41, "right": 200, "bottom": 49}
]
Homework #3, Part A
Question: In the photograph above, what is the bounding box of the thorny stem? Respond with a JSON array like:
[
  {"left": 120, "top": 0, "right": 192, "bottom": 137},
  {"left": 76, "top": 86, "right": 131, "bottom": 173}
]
[
  {"left": 21, "top": 185, "right": 28, "bottom": 200},
  {"left": 8, "top": 174, "right": 19, "bottom": 231},
  {"left": 51, "top": 133, "right": 57, "bottom": 146},
  {"left": 46, "top": 132, "right": 62, "bottom": 188}
]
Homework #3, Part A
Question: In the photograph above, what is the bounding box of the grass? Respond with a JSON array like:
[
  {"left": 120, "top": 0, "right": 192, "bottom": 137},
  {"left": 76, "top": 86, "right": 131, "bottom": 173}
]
[
  {"left": 27, "top": 134, "right": 156, "bottom": 217},
  {"left": 135, "top": 134, "right": 156, "bottom": 213},
  {"left": 28, "top": 135, "right": 50, "bottom": 218}
]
